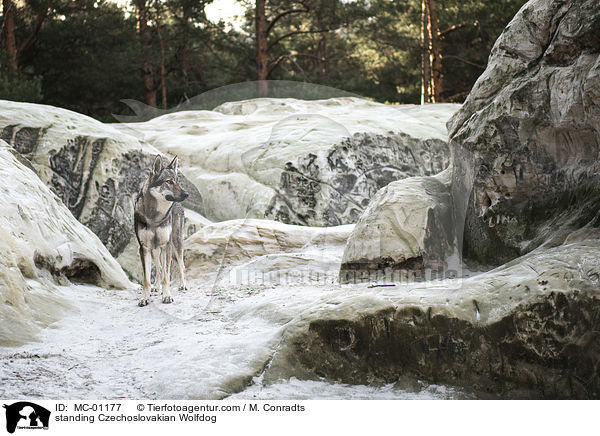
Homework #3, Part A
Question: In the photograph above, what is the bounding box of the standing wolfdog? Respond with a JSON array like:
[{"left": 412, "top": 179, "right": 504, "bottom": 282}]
[{"left": 134, "top": 155, "right": 188, "bottom": 306}]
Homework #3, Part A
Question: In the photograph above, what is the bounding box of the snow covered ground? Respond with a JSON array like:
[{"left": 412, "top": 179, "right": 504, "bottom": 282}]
[{"left": 0, "top": 280, "right": 471, "bottom": 400}]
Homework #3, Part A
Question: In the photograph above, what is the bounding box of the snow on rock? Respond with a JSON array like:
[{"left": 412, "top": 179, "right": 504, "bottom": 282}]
[
  {"left": 0, "top": 143, "right": 132, "bottom": 346},
  {"left": 266, "top": 235, "right": 600, "bottom": 399},
  {"left": 118, "top": 98, "right": 459, "bottom": 226},
  {"left": 184, "top": 218, "right": 353, "bottom": 284},
  {"left": 227, "top": 377, "right": 472, "bottom": 400},
  {"left": 0, "top": 99, "right": 204, "bottom": 280},
  {"left": 339, "top": 169, "right": 456, "bottom": 283}
]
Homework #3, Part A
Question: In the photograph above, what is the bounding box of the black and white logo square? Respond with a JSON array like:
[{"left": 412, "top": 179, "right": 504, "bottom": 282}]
[{"left": 3, "top": 402, "right": 50, "bottom": 433}]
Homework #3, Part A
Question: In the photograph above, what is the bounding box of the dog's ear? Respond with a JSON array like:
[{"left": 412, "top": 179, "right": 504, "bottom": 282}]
[
  {"left": 167, "top": 155, "right": 179, "bottom": 173},
  {"left": 152, "top": 154, "right": 163, "bottom": 174}
]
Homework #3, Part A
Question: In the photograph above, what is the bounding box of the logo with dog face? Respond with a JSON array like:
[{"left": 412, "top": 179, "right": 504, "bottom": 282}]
[{"left": 3, "top": 402, "right": 50, "bottom": 433}]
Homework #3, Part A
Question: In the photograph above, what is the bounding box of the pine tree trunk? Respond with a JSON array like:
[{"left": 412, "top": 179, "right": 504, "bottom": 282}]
[
  {"left": 180, "top": 1, "right": 191, "bottom": 98},
  {"left": 255, "top": 0, "right": 269, "bottom": 96},
  {"left": 427, "top": 0, "right": 443, "bottom": 102},
  {"left": 421, "top": 0, "right": 431, "bottom": 104},
  {"left": 155, "top": 2, "right": 167, "bottom": 109},
  {"left": 2, "top": 0, "right": 18, "bottom": 74},
  {"left": 315, "top": 5, "right": 327, "bottom": 79},
  {"left": 136, "top": 0, "right": 156, "bottom": 108},
  {"left": 318, "top": 35, "right": 327, "bottom": 78}
]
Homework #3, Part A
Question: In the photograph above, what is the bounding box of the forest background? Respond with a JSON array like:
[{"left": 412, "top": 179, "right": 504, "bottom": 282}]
[{"left": 1, "top": 0, "right": 526, "bottom": 121}]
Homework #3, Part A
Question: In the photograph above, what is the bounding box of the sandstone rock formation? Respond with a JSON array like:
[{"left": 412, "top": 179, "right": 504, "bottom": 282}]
[
  {"left": 118, "top": 98, "right": 458, "bottom": 226},
  {"left": 339, "top": 169, "right": 456, "bottom": 283},
  {"left": 312, "top": 0, "right": 600, "bottom": 397},
  {"left": 0, "top": 143, "right": 132, "bottom": 345},
  {"left": 269, "top": 235, "right": 600, "bottom": 399},
  {"left": 184, "top": 218, "right": 353, "bottom": 284},
  {"left": 447, "top": 0, "right": 600, "bottom": 265},
  {"left": 0, "top": 100, "right": 204, "bottom": 278}
]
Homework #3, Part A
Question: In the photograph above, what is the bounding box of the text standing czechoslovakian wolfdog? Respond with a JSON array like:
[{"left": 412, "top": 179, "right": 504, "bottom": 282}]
[{"left": 134, "top": 155, "right": 188, "bottom": 306}]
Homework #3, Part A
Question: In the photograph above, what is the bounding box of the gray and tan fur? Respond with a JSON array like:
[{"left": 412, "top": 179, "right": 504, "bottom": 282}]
[{"left": 134, "top": 155, "right": 188, "bottom": 306}]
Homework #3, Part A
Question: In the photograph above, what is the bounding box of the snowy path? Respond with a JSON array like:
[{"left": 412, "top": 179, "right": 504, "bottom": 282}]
[
  {"left": 1, "top": 281, "right": 288, "bottom": 399},
  {"left": 1, "top": 281, "right": 468, "bottom": 400}
]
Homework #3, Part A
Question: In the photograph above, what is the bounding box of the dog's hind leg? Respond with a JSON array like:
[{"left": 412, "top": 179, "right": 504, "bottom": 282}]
[
  {"left": 173, "top": 244, "right": 187, "bottom": 291},
  {"left": 170, "top": 206, "right": 187, "bottom": 291},
  {"left": 139, "top": 246, "right": 152, "bottom": 306},
  {"left": 161, "top": 245, "right": 174, "bottom": 304}
]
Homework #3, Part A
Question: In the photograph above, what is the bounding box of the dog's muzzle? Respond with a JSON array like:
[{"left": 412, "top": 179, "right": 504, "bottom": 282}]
[{"left": 166, "top": 191, "right": 189, "bottom": 202}]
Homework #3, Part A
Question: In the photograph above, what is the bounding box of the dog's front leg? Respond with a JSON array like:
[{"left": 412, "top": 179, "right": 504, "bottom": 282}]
[
  {"left": 161, "top": 245, "right": 173, "bottom": 304},
  {"left": 139, "top": 246, "right": 152, "bottom": 306}
]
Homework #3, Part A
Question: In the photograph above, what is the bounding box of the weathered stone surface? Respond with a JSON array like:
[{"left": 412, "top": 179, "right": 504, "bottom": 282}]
[
  {"left": 268, "top": 236, "right": 600, "bottom": 399},
  {"left": 184, "top": 218, "right": 353, "bottom": 284},
  {"left": 118, "top": 98, "right": 458, "bottom": 226},
  {"left": 447, "top": 0, "right": 600, "bottom": 264},
  {"left": 284, "top": 0, "right": 600, "bottom": 397},
  {"left": 265, "top": 131, "right": 449, "bottom": 226},
  {"left": 0, "top": 143, "right": 132, "bottom": 345},
  {"left": 0, "top": 100, "right": 204, "bottom": 279},
  {"left": 339, "top": 169, "right": 456, "bottom": 283}
]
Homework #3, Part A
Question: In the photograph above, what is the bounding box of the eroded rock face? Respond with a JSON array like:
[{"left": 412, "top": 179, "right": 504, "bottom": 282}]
[
  {"left": 184, "top": 218, "right": 353, "bottom": 284},
  {"left": 339, "top": 169, "right": 456, "bottom": 283},
  {"left": 448, "top": 0, "right": 600, "bottom": 264},
  {"left": 0, "top": 143, "right": 132, "bottom": 345},
  {"left": 265, "top": 132, "right": 449, "bottom": 226},
  {"left": 0, "top": 100, "right": 204, "bottom": 270},
  {"left": 268, "top": 237, "right": 600, "bottom": 399},
  {"left": 118, "top": 98, "right": 458, "bottom": 226},
  {"left": 288, "top": 292, "right": 599, "bottom": 399}
]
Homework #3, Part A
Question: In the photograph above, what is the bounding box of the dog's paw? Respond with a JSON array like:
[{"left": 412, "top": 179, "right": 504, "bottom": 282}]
[
  {"left": 178, "top": 284, "right": 188, "bottom": 291},
  {"left": 138, "top": 298, "right": 150, "bottom": 307},
  {"left": 162, "top": 296, "right": 173, "bottom": 304}
]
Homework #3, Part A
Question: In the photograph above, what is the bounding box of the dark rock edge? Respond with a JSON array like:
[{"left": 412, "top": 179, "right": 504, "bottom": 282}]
[{"left": 285, "top": 290, "right": 600, "bottom": 399}]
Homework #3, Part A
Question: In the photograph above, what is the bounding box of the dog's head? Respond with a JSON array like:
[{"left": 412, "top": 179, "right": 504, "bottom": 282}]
[{"left": 148, "top": 155, "right": 189, "bottom": 203}]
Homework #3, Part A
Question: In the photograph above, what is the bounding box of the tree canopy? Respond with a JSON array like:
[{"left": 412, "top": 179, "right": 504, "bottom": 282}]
[{"left": 1, "top": 0, "right": 526, "bottom": 121}]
